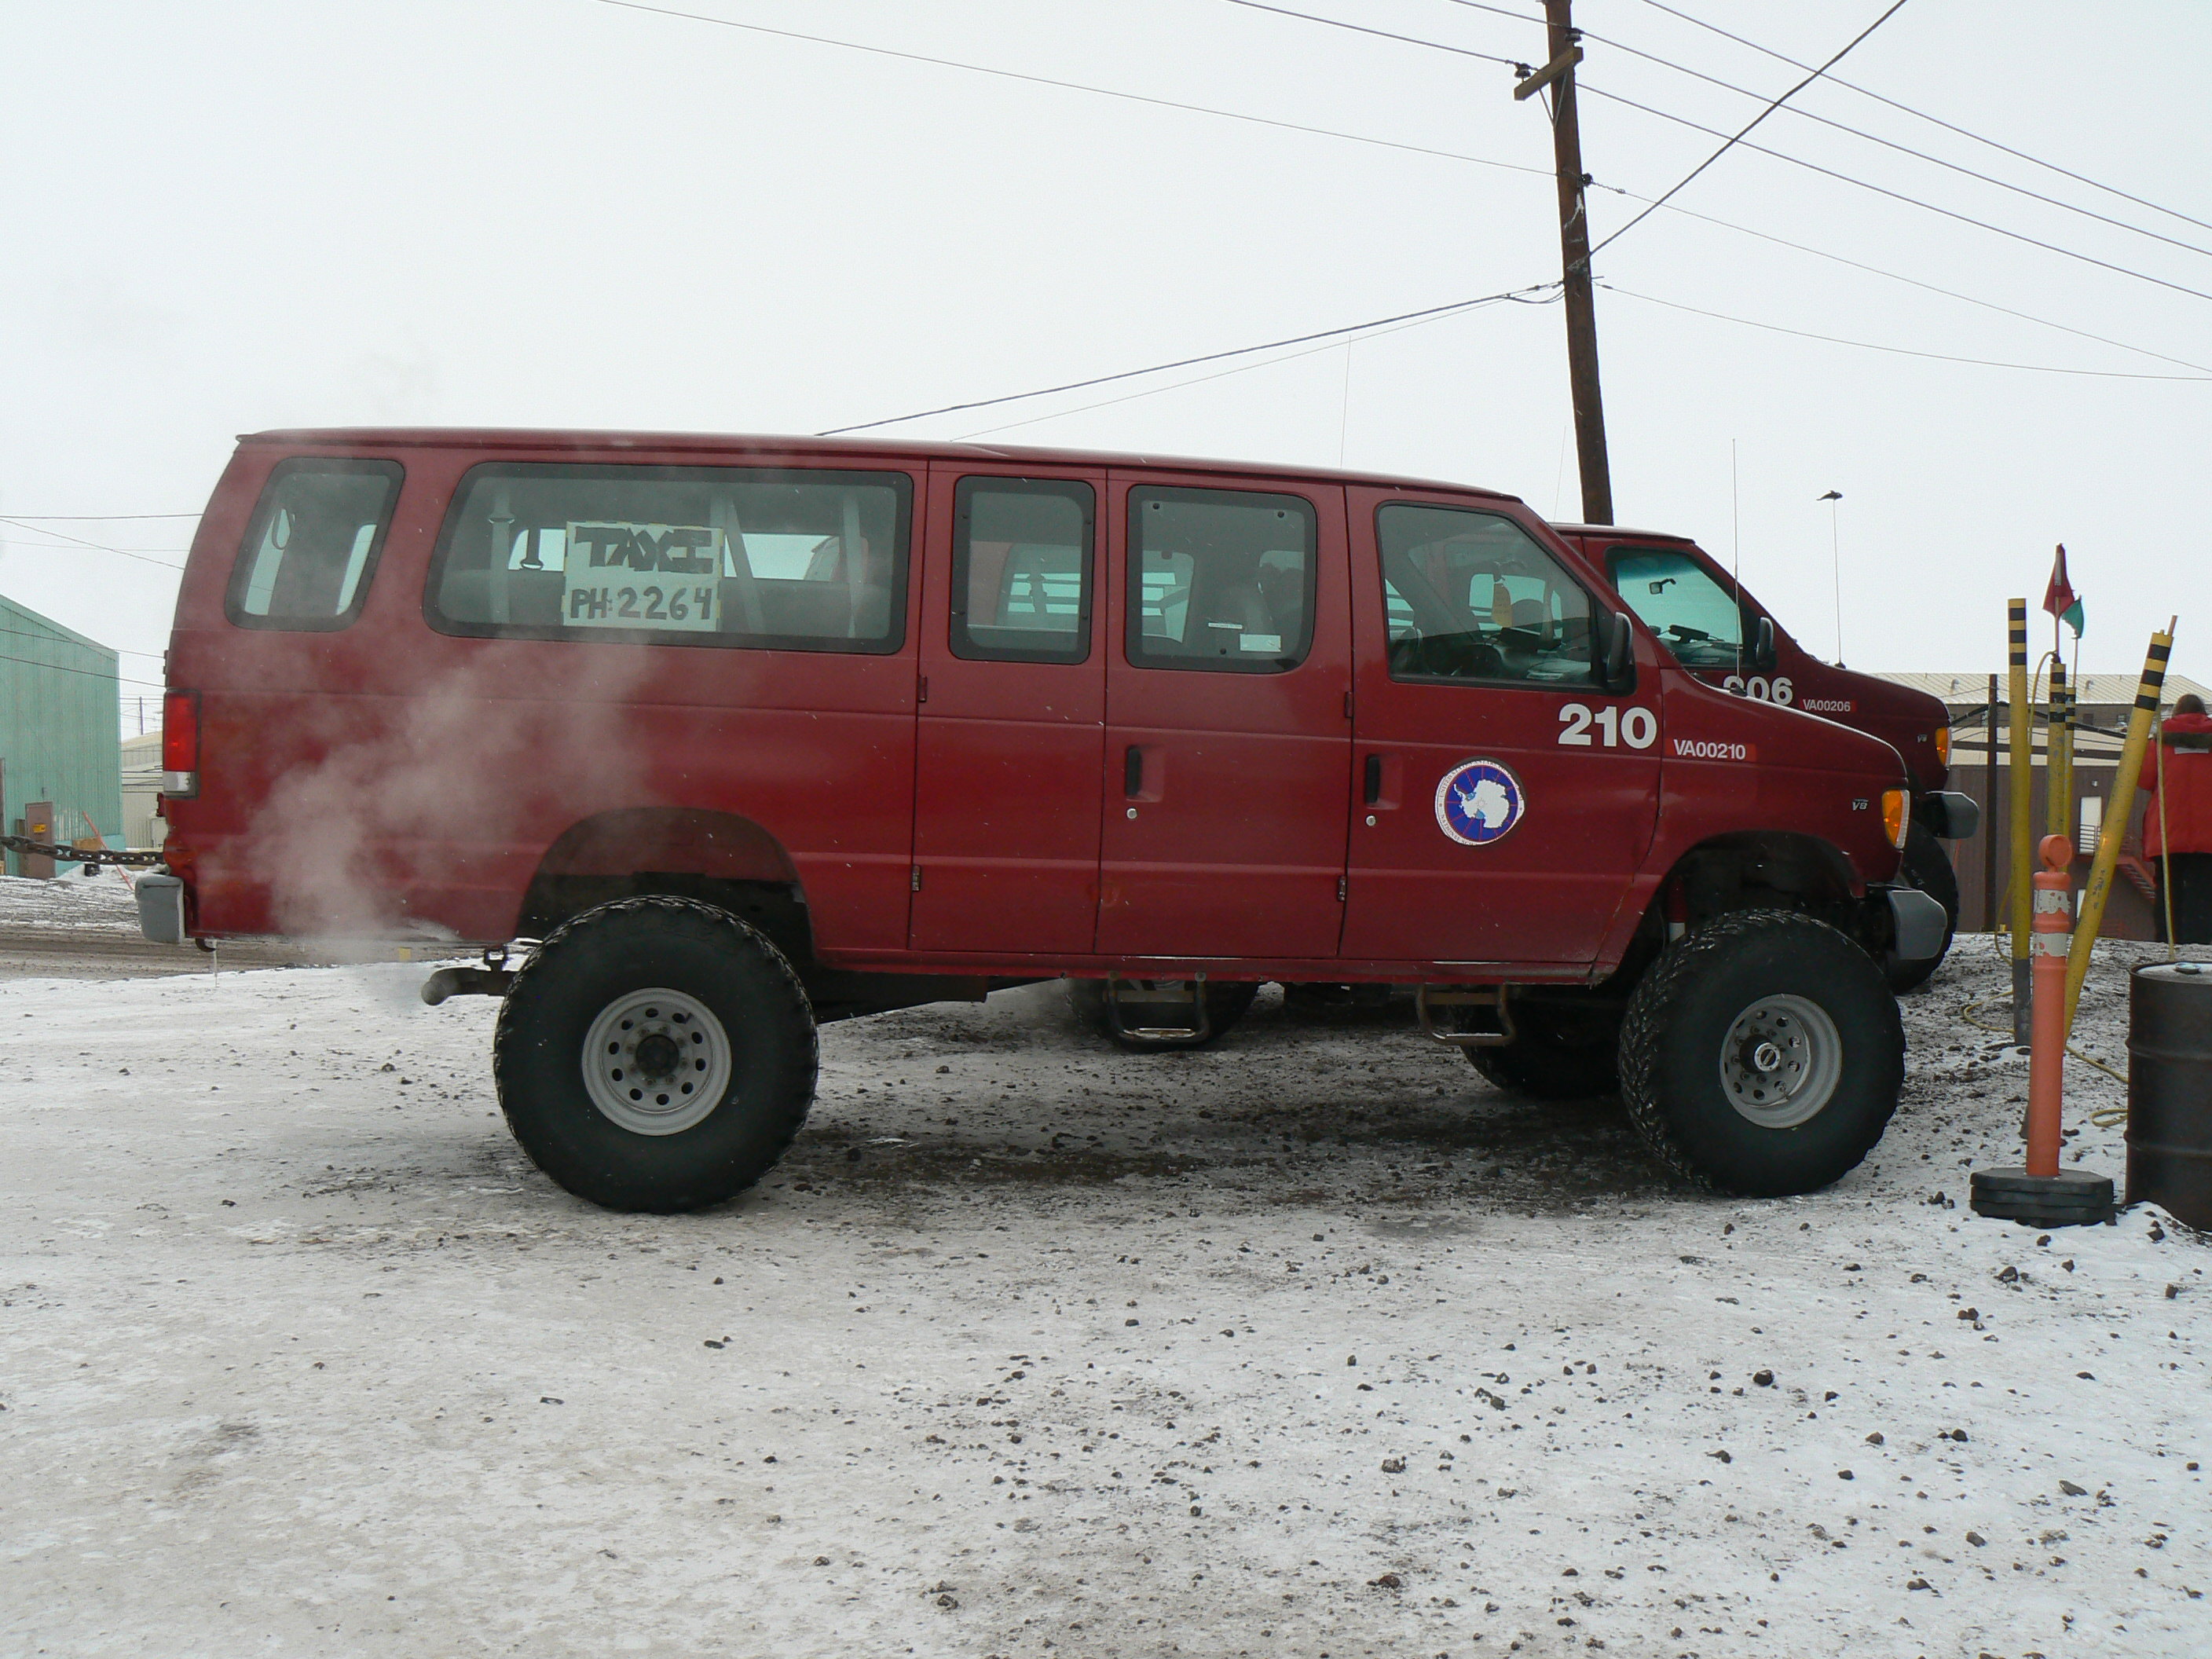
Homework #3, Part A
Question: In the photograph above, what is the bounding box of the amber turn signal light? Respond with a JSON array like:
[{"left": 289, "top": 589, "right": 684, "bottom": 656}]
[
  {"left": 1932, "top": 725, "right": 1950, "bottom": 767},
  {"left": 1881, "top": 788, "right": 1910, "bottom": 850}
]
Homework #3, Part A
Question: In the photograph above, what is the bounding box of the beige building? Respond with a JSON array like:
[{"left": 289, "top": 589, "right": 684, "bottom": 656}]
[{"left": 119, "top": 730, "right": 167, "bottom": 851}]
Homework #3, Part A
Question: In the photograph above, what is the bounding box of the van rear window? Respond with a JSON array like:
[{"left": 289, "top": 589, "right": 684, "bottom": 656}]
[
  {"left": 425, "top": 463, "right": 912, "bottom": 654},
  {"left": 226, "top": 459, "right": 402, "bottom": 631}
]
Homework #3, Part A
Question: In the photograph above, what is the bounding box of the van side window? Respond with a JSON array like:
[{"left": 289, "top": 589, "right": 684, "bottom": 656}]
[
  {"left": 225, "top": 459, "right": 402, "bottom": 631},
  {"left": 426, "top": 463, "right": 912, "bottom": 653},
  {"left": 1377, "top": 503, "right": 1597, "bottom": 687},
  {"left": 950, "top": 478, "right": 1093, "bottom": 664},
  {"left": 1126, "top": 487, "right": 1315, "bottom": 673}
]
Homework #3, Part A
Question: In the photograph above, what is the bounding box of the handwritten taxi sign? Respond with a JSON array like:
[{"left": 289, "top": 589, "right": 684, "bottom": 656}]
[{"left": 562, "top": 522, "right": 722, "bottom": 632}]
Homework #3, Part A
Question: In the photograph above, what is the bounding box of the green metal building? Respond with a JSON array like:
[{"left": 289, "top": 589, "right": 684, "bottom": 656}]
[{"left": 1, "top": 593, "right": 123, "bottom": 871}]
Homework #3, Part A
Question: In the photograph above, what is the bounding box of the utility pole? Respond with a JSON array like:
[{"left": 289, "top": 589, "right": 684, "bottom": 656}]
[{"left": 1517, "top": 0, "right": 1612, "bottom": 524}]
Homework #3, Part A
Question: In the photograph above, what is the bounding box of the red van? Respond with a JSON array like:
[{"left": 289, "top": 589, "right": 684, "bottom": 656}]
[
  {"left": 1550, "top": 525, "right": 1978, "bottom": 988},
  {"left": 141, "top": 430, "right": 1943, "bottom": 1211}
]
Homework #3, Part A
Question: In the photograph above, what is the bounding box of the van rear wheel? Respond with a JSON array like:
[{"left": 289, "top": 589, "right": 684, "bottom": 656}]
[
  {"left": 493, "top": 896, "right": 817, "bottom": 1213},
  {"left": 1619, "top": 909, "right": 1903, "bottom": 1196}
]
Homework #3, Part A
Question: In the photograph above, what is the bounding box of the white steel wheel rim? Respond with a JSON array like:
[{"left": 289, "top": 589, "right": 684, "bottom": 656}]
[
  {"left": 1719, "top": 993, "right": 1842, "bottom": 1129},
  {"left": 581, "top": 987, "right": 732, "bottom": 1136}
]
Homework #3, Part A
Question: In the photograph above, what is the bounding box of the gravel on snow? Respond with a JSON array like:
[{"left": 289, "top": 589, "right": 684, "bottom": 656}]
[{"left": 1, "top": 932, "right": 2205, "bottom": 1658}]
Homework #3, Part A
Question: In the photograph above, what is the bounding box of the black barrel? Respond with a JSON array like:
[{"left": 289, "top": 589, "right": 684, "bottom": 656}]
[{"left": 2127, "top": 961, "right": 2212, "bottom": 1229}]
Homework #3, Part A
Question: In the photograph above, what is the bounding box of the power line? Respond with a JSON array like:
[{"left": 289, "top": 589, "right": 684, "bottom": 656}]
[
  {"left": 1586, "top": 1, "right": 1914, "bottom": 261},
  {"left": 1644, "top": 193, "right": 2212, "bottom": 376},
  {"left": 595, "top": 0, "right": 2203, "bottom": 372},
  {"left": 819, "top": 282, "right": 1560, "bottom": 434},
  {"left": 1599, "top": 284, "right": 2212, "bottom": 380},
  {"left": 590, "top": 0, "right": 1552, "bottom": 181},
  {"left": 1437, "top": 0, "right": 1547, "bottom": 24},
  {"left": 1580, "top": 79, "right": 2212, "bottom": 306},
  {"left": 0, "top": 537, "right": 194, "bottom": 555},
  {"left": 1211, "top": 0, "right": 2212, "bottom": 366},
  {"left": 1629, "top": 0, "right": 2212, "bottom": 236},
  {"left": 0, "top": 518, "right": 186, "bottom": 571},
  {"left": 0, "top": 622, "right": 163, "bottom": 658},
  {"left": 1541, "top": 18, "right": 2212, "bottom": 262},
  {"left": 0, "top": 511, "right": 200, "bottom": 521},
  {"left": 0, "top": 646, "right": 163, "bottom": 691},
  {"left": 952, "top": 291, "right": 1554, "bottom": 441},
  {"left": 1221, "top": 0, "right": 1520, "bottom": 67}
]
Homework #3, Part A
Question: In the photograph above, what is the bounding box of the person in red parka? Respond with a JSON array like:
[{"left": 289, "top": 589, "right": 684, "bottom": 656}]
[{"left": 2141, "top": 690, "right": 2212, "bottom": 944}]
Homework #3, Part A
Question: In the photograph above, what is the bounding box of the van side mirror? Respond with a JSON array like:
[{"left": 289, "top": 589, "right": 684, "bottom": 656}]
[
  {"left": 1602, "top": 609, "right": 1633, "bottom": 689},
  {"left": 1754, "top": 615, "right": 1778, "bottom": 672}
]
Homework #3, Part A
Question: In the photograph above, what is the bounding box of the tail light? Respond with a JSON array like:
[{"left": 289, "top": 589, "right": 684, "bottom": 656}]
[
  {"left": 1881, "top": 788, "right": 1910, "bottom": 850},
  {"left": 161, "top": 690, "right": 200, "bottom": 797},
  {"left": 1932, "top": 725, "right": 1950, "bottom": 767}
]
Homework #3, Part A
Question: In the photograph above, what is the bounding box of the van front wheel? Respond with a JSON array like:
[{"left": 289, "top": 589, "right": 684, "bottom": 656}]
[
  {"left": 493, "top": 897, "right": 818, "bottom": 1213},
  {"left": 1619, "top": 909, "right": 1903, "bottom": 1196}
]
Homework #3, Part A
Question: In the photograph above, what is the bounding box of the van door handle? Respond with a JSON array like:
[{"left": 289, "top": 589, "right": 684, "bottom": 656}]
[
  {"left": 1363, "top": 753, "right": 1384, "bottom": 804},
  {"left": 1126, "top": 745, "right": 1144, "bottom": 798}
]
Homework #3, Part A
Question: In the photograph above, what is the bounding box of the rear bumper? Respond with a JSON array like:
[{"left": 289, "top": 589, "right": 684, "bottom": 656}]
[{"left": 134, "top": 872, "right": 185, "bottom": 944}]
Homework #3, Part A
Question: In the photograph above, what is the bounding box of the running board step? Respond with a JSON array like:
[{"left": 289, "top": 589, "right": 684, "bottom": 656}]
[
  {"left": 1415, "top": 984, "right": 1517, "bottom": 1049},
  {"left": 1104, "top": 976, "right": 1214, "bottom": 1045}
]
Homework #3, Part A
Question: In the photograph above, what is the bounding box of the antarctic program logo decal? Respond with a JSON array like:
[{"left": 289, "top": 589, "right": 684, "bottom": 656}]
[{"left": 1434, "top": 759, "right": 1526, "bottom": 847}]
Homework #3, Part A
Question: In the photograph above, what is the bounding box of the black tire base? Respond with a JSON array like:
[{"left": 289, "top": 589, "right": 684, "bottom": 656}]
[{"left": 1969, "top": 1166, "right": 2116, "bottom": 1227}]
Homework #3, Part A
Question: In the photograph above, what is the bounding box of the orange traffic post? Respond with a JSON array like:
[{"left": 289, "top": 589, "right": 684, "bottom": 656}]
[
  {"left": 2025, "top": 834, "right": 2071, "bottom": 1178},
  {"left": 1972, "top": 833, "right": 2116, "bottom": 1227}
]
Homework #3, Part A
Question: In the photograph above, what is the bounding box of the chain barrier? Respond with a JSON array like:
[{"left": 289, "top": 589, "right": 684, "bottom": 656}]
[{"left": 0, "top": 834, "right": 167, "bottom": 872}]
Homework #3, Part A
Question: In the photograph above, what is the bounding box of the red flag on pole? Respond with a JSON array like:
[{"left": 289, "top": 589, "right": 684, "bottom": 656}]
[{"left": 2042, "top": 544, "right": 2084, "bottom": 637}]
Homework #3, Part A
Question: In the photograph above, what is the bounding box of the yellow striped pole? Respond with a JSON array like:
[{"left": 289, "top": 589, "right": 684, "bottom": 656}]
[
  {"left": 2064, "top": 624, "right": 2176, "bottom": 1034},
  {"left": 2008, "top": 599, "right": 2033, "bottom": 1042}
]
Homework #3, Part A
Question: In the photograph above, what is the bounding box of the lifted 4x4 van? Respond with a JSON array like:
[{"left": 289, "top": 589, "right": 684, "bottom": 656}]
[
  {"left": 144, "top": 430, "right": 1945, "bottom": 1213},
  {"left": 1549, "top": 525, "right": 1979, "bottom": 990}
]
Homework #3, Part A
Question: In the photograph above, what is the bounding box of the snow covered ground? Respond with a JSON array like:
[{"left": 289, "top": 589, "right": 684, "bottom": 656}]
[
  {"left": 0, "top": 871, "right": 141, "bottom": 931},
  {"left": 2, "top": 928, "right": 2205, "bottom": 1657}
]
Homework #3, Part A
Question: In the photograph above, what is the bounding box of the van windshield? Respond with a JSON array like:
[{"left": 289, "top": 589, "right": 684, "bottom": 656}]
[{"left": 1606, "top": 548, "right": 1748, "bottom": 669}]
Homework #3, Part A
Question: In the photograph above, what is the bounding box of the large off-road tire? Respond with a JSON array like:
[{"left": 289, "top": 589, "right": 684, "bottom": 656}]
[
  {"left": 1885, "top": 822, "right": 1960, "bottom": 992},
  {"left": 1065, "top": 978, "right": 1259, "bottom": 1050},
  {"left": 1467, "top": 1000, "right": 1624, "bottom": 1100},
  {"left": 493, "top": 896, "right": 818, "bottom": 1213},
  {"left": 1620, "top": 909, "right": 1904, "bottom": 1196}
]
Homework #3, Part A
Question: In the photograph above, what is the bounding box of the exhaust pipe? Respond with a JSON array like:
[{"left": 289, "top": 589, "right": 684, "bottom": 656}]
[{"left": 420, "top": 965, "right": 515, "bottom": 1005}]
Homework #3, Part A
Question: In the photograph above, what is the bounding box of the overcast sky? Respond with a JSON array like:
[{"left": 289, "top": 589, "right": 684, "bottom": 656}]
[{"left": 3, "top": 0, "right": 2207, "bottom": 708}]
